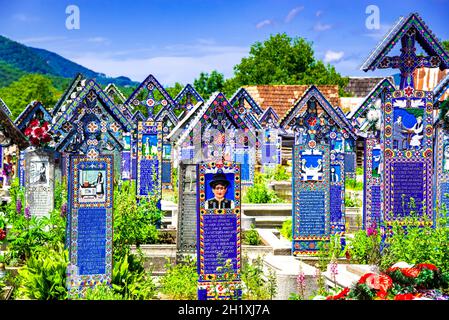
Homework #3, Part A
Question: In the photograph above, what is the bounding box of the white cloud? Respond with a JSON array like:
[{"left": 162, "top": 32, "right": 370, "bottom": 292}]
[
  {"left": 12, "top": 13, "right": 39, "bottom": 22},
  {"left": 68, "top": 48, "right": 249, "bottom": 85},
  {"left": 18, "top": 36, "right": 67, "bottom": 44},
  {"left": 314, "top": 22, "right": 332, "bottom": 32},
  {"left": 87, "top": 37, "right": 110, "bottom": 44},
  {"left": 256, "top": 19, "right": 274, "bottom": 29},
  {"left": 196, "top": 38, "right": 216, "bottom": 45},
  {"left": 285, "top": 6, "right": 304, "bottom": 23},
  {"left": 324, "top": 50, "right": 344, "bottom": 63},
  {"left": 363, "top": 23, "right": 394, "bottom": 40}
]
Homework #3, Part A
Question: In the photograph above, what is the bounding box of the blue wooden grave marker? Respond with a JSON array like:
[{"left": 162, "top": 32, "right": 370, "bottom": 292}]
[{"left": 197, "top": 161, "right": 241, "bottom": 300}]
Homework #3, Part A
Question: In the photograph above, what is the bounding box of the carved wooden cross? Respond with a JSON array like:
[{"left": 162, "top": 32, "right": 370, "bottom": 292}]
[{"left": 377, "top": 27, "right": 441, "bottom": 89}]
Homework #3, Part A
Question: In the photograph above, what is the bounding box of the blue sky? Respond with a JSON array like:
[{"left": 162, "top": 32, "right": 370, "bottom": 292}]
[{"left": 0, "top": 0, "right": 448, "bottom": 86}]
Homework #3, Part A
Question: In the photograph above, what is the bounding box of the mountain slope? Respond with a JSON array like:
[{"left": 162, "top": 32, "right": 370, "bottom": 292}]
[
  {"left": 0, "top": 60, "right": 26, "bottom": 87},
  {"left": 29, "top": 46, "right": 101, "bottom": 80},
  {"left": 0, "top": 35, "right": 53, "bottom": 74},
  {"left": 0, "top": 35, "right": 138, "bottom": 87}
]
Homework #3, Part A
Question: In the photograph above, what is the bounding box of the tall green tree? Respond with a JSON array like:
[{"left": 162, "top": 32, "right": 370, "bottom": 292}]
[
  {"left": 233, "top": 33, "right": 314, "bottom": 85},
  {"left": 226, "top": 33, "right": 350, "bottom": 96},
  {"left": 442, "top": 40, "right": 449, "bottom": 54},
  {"left": 165, "top": 82, "right": 184, "bottom": 99},
  {"left": 0, "top": 74, "right": 60, "bottom": 119},
  {"left": 193, "top": 71, "right": 225, "bottom": 100}
]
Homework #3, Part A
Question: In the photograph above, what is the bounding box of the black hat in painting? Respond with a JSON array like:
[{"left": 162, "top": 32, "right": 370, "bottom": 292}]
[{"left": 209, "top": 171, "right": 230, "bottom": 188}]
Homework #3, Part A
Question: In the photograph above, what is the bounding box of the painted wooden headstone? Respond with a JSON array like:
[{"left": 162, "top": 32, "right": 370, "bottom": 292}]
[
  {"left": 51, "top": 79, "right": 131, "bottom": 295},
  {"left": 280, "top": 85, "right": 356, "bottom": 254},
  {"left": 126, "top": 75, "right": 177, "bottom": 189},
  {"left": 349, "top": 78, "right": 395, "bottom": 227},
  {"left": 0, "top": 102, "right": 29, "bottom": 187},
  {"left": 197, "top": 162, "right": 241, "bottom": 300},
  {"left": 15, "top": 101, "right": 55, "bottom": 217},
  {"left": 434, "top": 74, "right": 449, "bottom": 212},
  {"left": 361, "top": 12, "right": 449, "bottom": 226},
  {"left": 176, "top": 162, "right": 198, "bottom": 257},
  {"left": 174, "top": 93, "right": 257, "bottom": 186},
  {"left": 121, "top": 133, "right": 132, "bottom": 180},
  {"left": 155, "top": 105, "right": 178, "bottom": 189},
  {"left": 230, "top": 88, "right": 262, "bottom": 182},
  {"left": 51, "top": 79, "right": 132, "bottom": 187},
  {"left": 173, "top": 83, "right": 204, "bottom": 120},
  {"left": 18, "top": 151, "right": 25, "bottom": 187},
  {"left": 136, "top": 121, "right": 163, "bottom": 201},
  {"left": 15, "top": 101, "right": 54, "bottom": 186},
  {"left": 24, "top": 150, "right": 54, "bottom": 218},
  {"left": 259, "top": 107, "right": 283, "bottom": 172},
  {"left": 383, "top": 90, "right": 434, "bottom": 224},
  {"left": 343, "top": 143, "right": 357, "bottom": 179},
  {"left": 293, "top": 145, "right": 330, "bottom": 254},
  {"left": 66, "top": 154, "right": 113, "bottom": 296},
  {"left": 131, "top": 112, "right": 145, "bottom": 181}
]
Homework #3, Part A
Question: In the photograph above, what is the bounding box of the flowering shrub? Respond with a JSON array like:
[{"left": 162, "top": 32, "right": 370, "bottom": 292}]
[{"left": 23, "top": 118, "right": 52, "bottom": 147}]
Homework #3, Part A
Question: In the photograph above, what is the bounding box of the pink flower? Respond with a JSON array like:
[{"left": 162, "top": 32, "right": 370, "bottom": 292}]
[{"left": 24, "top": 206, "right": 31, "bottom": 220}]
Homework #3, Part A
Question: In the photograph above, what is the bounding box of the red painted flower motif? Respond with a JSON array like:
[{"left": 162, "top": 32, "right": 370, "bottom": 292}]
[
  {"left": 307, "top": 117, "right": 317, "bottom": 126},
  {"left": 404, "top": 86, "right": 414, "bottom": 97}
]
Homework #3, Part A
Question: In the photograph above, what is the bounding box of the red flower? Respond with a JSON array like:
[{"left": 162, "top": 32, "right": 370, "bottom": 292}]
[
  {"left": 416, "top": 263, "right": 438, "bottom": 271},
  {"left": 377, "top": 274, "right": 393, "bottom": 292},
  {"left": 358, "top": 273, "right": 392, "bottom": 294},
  {"left": 33, "top": 127, "right": 44, "bottom": 138},
  {"left": 394, "top": 293, "right": 415, "bottom": 300},
  {"left": 386, "top": 267, "right": 399, "bottom": 273},
  {"left": 29, "top": 119, "right": 40, "bottom": 128},
  {"left": 358, "top": 273, "right": 375, "bottom": 285},
  {"left": 376, "top": 290, "right": 388, "bottom": 299},
  {"left": 41, "top": 134, "right": 52, "bottom": 143},
  {"left": 30, "top": 136, "right": 40, "bottom": 146},
  {"left": 0, "top": 228, "right": 6, "bottom": 241},
  {"left": 24, "top": 126, "right": 33, "bottom": 136},
  {"left": 326, "top": 287, "right": 350, "bottom": 300},
  {"left": 402, "top": 267, "right": 420, "bottom": 278},
  {"left": 345, "top": 250, "right": 351, "bottom": 260}
]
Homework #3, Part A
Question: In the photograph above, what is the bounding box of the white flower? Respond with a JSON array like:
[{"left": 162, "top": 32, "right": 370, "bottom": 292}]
[{"left": 367, "top": 109, "right": 380, "bottom": 122}]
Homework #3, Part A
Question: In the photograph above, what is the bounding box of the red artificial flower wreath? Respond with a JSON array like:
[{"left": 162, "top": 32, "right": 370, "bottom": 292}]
[{"left": 24, "top": 118, "right": 52, "bottom": 147}]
